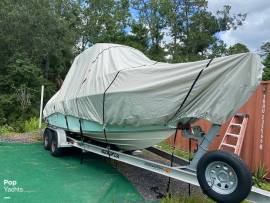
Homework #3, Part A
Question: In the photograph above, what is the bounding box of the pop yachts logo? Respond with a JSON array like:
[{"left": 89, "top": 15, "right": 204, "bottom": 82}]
[{"left": 3, "top": 180, "right": 24, "bottom": 192}]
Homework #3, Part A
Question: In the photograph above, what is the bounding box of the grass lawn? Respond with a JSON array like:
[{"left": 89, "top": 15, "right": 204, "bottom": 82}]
[
  {"left": 160, "top": 196, "right": 214, "bottom": 203},
  {"left": 255, "top": 181, "right": 270, "bottom": 192},
  {"left": 156, "top": 141, "right": 192, "bottom": 160}
]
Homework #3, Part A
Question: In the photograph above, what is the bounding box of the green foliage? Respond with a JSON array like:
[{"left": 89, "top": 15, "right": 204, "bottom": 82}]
[
  {"left": 0, "top": 0, "right": 250, "bottom": 127},
  {"left": 261, "top": 42, "right": 270, "bottom": 81},
  {"left": 123, "top": 22, "right": 149, "bottom": 52},
  {"left": 0, "top": 0, "right": 77, "bottom": 126},
  {"left": 131, "top": 0, "right": 169, "bottom": 61},
  {"left": 80, "top": 0, "right": 130, "bottom": 47},
  {"left": 24, "top": 117, "right": 40, "bottom": 132},
  {"left": 262, "top": 56, "right": 270, "bottom": 80},
  {"left": 252, "top": 163, "right": 270, "bottom": 192},
  {"left": 209, "top": 39, "right": 228, "bottom": 57},
  {"left": 157, "top": 141, "right": 192, "bottom": 160},
  {"left": 216, "top": 5, "right": 247, "bottom": 30},
  {"left": 0, "top": 117, "right": 42, "bottom": 133},
  {"left": 161, "top": 195, "right": 214, "bottom": 203},
  {"left": 0, "top": 0, "right": 78, "bottom": 81},
  {"left": 161, "top": 194, "right": 251, "bottom": 203},
  {"left": 0, "top": 53, "right": 45, "bottom": 125},
  {"left": 253, "top": 164, "right": 268, "bottom": 187},
  {"left": 228, "top": 43, "right": 249, "bottom": 55},
  {"left": 260, "top": 42, "right": 270, "bottom": 57},
  {"left": 0, "top": 125, "right": 14, "bottom": 135},
  {"left": 164, "top": 1, "right": 246, "bottom": 62},
  {"left": 256, "top": 181, "right": 270, "bottom": 192}
]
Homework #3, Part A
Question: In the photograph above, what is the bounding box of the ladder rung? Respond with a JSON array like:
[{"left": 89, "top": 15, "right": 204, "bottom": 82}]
[
  {"left": 219, "top": 113, "right": 249, "bottom": 155},
  {"left": 235, "top": 113, "right": 248, "bottom": 118},
  {"left": 221, "top": 143, "right": 236, "bottom": 148},
  {"left": 226, "top": 133, "right": 239, "bottom": 138},
  {"left": 230, "top": 123, "right": 242, "bottom": 127}
]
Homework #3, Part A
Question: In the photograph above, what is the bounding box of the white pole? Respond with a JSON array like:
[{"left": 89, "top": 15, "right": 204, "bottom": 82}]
[{"left": 39, "top": 85, "right": 44, "bottom": 128}]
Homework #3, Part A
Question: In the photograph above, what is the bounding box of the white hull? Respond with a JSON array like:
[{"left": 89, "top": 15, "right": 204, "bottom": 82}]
[
  {"left": 83, "top": 130, "right": 175, "bottom": 150},
  {"left": 46, "top": 113, "right": 175, "bottom": 150}
]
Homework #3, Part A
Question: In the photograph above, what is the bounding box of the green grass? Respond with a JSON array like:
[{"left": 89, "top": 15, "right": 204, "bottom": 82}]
[
  {"left": 0, "top": 124, "right": 15, "bottom": 135},
  {"left": 157, "top": 141, "right": 192, "bottom": 160},
  {"left": 255, "top": 181, "right": 270, "bottom": 192},
  {"left": 160, "top": 195, "right": 214, "bottom": 203},
  {"left": 0, "top": 117, "right": 46, "bottom": 135},
  {"left": 161, "top": 195, "right": 251, "bottom": 203},
  {"left": 252, "top": 163, "right": 270, "bottom": 192},
  {"left": 24, "top": 117, "right": 40, "bottom": 132}
]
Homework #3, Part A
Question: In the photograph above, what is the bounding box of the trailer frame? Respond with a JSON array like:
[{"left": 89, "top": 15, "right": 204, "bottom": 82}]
[{"left": 43, "top": 125, "right": 270, "bottom": 203}]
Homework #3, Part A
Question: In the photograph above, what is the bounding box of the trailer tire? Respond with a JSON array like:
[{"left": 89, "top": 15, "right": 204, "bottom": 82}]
[
  {"left": 43, "top": 128, "right": 52, "bottom": 150},
  {"left": 50, "top": 132, "right": 63, "bottom": 157},
  {"left": 197, "top": 150, "right": 252, "bottom": 203}
]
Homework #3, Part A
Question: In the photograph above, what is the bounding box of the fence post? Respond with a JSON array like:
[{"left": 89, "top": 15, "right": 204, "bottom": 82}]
[{"left": 39, "top": 85, "right": 44, "bottom": 129}]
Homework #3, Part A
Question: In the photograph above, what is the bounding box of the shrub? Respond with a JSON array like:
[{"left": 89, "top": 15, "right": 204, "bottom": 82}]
[
  {"left": 0, "top": 124, "right": 14, "bottom": 135},
  {"left": 160, "top": 195, "right": 214, "bottom": 203},
  {"left": 253, "top": 164, "right": 268, "bottom": 187},
  {"left": 24, "top": 117, "right": 40, "bottom": 132}
]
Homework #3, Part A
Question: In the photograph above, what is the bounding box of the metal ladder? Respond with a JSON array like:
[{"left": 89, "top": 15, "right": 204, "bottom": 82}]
[{"left": 219, "top": 113, "right": 249, "bottom": 155}]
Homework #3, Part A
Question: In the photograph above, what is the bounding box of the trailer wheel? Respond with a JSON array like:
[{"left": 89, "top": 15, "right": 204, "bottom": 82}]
[
  {"left": 50, "top": 133, "right": 63, "bottom": 157},
  {"left": 197, "top": 150, "right": 252, "bottom": 203},
  {"left": 43, "top": 128, "right": 51, "bottom": 150}
]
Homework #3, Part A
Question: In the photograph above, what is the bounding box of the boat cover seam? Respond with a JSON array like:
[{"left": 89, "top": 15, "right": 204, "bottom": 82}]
[
  {"left": 102, "top": 70, "right": 121, "bottom": 158},
  {"left": 168, "top": 58, "right": 214, "bottom": 123},
  {"left": 166, "top": 58, "right": 213, "bottom": 195}
]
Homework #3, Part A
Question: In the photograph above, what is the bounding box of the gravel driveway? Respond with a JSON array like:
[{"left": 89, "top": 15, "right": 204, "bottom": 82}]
[
  {"left": 116, "top": 150, "right": 204, "bottom": 201},
  {"left": 0, "top": 132, "right": 41, "bottom": 144}
]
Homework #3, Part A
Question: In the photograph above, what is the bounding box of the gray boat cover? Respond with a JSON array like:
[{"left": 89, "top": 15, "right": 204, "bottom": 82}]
[{"left": 43, "top": 43, "right": 262, "bottom": 126}]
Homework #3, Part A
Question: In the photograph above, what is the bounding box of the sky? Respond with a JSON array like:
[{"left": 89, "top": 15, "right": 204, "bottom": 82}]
[{"left": 208, "top": 0, "right": 270, "bottom": 52}]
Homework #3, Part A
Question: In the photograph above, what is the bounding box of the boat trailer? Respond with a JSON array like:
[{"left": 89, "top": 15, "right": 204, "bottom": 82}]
[{"left": 42, "top": 124, "right": 270, "bottom": 203}]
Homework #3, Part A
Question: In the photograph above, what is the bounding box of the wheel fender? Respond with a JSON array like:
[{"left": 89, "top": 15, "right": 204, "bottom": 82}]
[{"left": 54, "top": 128, "right": 68, "bottom": 147}]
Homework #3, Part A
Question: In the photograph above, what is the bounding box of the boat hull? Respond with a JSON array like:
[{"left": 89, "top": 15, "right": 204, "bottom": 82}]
[
  {"left": 82, "top": 130, "right": 175, "bottom": 150},
  {"left": 46, "top": 113, "right": 175, "bottom": 150}
]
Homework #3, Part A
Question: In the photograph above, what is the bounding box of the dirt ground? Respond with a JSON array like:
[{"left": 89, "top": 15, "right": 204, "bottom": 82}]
[{"left": 0, "top": 132, "right": 42, "bottom": 143}]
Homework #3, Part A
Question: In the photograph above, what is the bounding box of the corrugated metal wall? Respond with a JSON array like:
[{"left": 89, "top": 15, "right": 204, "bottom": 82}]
[{"left": 167, "top": 81, "right": 270, "bottom": 176}]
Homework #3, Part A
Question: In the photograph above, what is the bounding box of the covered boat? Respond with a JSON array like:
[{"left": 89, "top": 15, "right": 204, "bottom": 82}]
[{"left": 43, "top": 43, "right": 262, "bottom": 150}]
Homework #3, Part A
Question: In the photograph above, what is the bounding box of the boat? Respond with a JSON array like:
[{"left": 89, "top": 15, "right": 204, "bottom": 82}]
[{"left": 43, "top": 43, "right": 262, "bottom": 150}]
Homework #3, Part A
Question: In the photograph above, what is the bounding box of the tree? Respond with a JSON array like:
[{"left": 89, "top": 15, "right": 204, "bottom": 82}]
[
  {"left": 261, "top": 42, "right": 270, "bottom": 81},
  {"left": 262, "top": 55, "right": 270, "bottom": 81},
  {"left": 260, "top": 42, "right": 270, "bottom": 57},
  {"left": 164, "top": 1, "right": 246, "bottom": 62},
  {"left": 0, "top": 0, "right": 79, "bottom": 127},
  {"left": 123, "top": 21, "right": 149, "bottom": 52},
  {"left": 131, "top": 0, "right": 169, "bottom": 60},
  {"left": 80, "top": 0, "right": 130, "bottom": 48},
  {"left": 208, "top": 39, "right": 228, "bottom": 58},
  {"left": 0, "top": 53, "right": 47, "bottom": 129},
  {"left": 216, "top": 5, "right": 246, "bottom": 30},
  {"left": 167, "top": 0, "right": 214, "bottom": 62},
  {"left": 228, "top": 43, "right": 249, "bottom": 55},
  {"left": 0, "top": 0, "right": 250, "bottom": 129},
  {"left": 0, "top": 0, "right": 79, "bottom": 85}
]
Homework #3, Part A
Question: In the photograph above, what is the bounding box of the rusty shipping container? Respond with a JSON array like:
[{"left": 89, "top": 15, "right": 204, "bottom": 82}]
[{"left": 167, "top": 81, "right": 270, "bottom": 177}]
